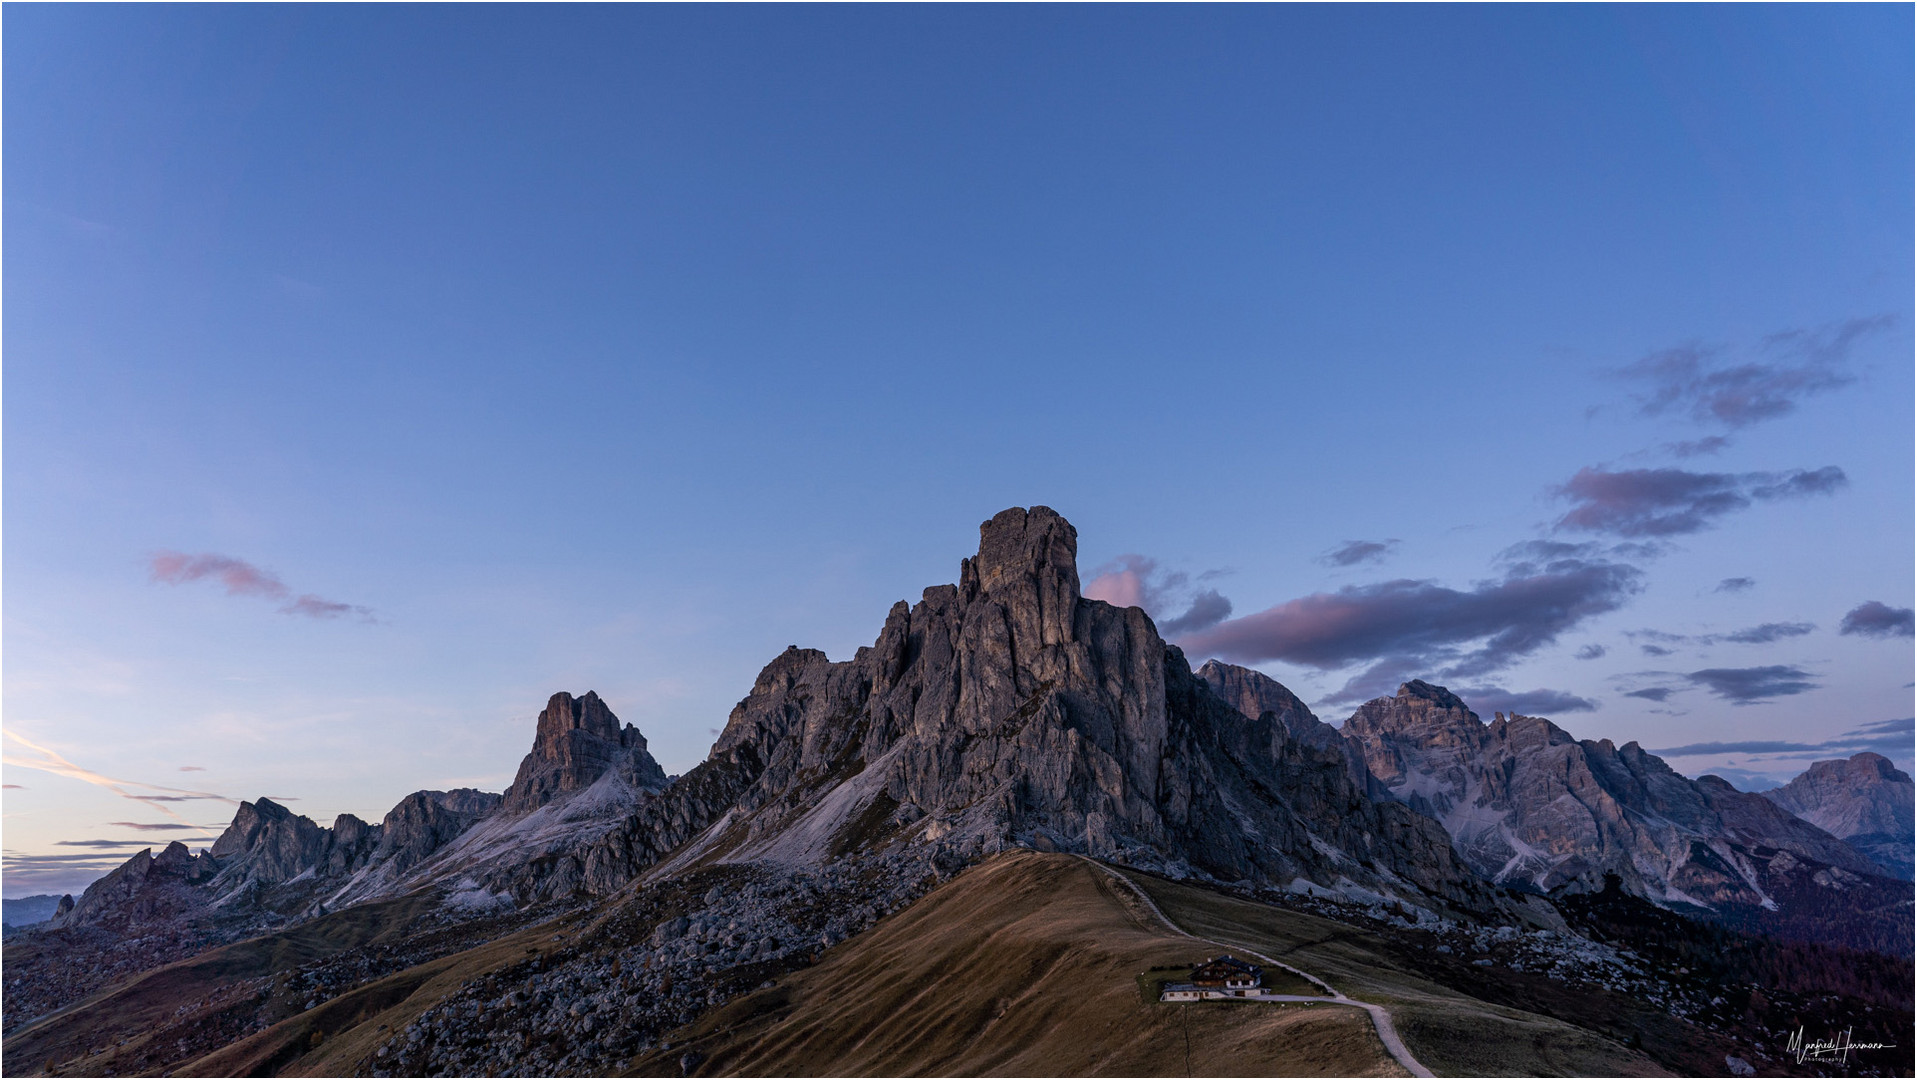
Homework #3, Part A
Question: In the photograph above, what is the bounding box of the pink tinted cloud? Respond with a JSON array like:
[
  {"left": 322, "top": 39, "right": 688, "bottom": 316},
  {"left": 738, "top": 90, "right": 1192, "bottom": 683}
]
[
  {"left": 1083, "top": 557, "right": 1153, "bottom": 609},
  {"left": 150, "top": 552, "right": 290, "bottom": 598},
  {"left": 149, "top": 551, "right": 375, "bottom": 622}
]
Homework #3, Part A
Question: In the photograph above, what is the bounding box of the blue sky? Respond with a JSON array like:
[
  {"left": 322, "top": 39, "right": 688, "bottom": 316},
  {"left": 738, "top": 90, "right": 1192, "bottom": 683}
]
[{"left": 5, "top": 5, "right": 1911, "bottom": 895}]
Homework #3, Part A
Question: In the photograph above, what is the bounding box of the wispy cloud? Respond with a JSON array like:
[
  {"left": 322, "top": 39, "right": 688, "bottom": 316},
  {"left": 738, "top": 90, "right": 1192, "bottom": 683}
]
[
  {"left": 108, "top": 821, "right": 200, "bottom": 832},
  {"left": 149, "top": 551, "right": 375, "bottom": 622},
  {"left": 1668, "top": 436, "right": 1732, "bottom": 458},
  {"left": 1574, "top": 644, "right": 1606, "bottom": 660},
  {"left": 1320, "top": 540, "right": 1399, "bottom": 568},
  {"left": 55, "top": 839, "right": 155, "bottom": 849},
  {"left": 1554, "top": 466, "right": 1846, "bottom": 537},
  {"left": 1684, "top": 665, "right": 1820, "bottom": 705},
  {"left": 1619, "top": 316, "right": 1892, "bottom": 429},
  {"left": 1650, "top": 717, "right": 1912, "bottom": 760},
  {"left": 178, "top": 766, "right": 206, "bottom": 772},
  {"left": 0, "top": 730, "right": 235, "bottom": 836},
  {"left": 1627, "top": 622, "right": 1816, "bottom": 652},
  {"left": 1456, "top": 686, "right": 1598, "bottom": 716},
  {"left": 1839, "top": 601, "right": 1915, "bottom": 639},
  {"left": 1715, "top": 577, "right": 1756, "bottom": 593}
]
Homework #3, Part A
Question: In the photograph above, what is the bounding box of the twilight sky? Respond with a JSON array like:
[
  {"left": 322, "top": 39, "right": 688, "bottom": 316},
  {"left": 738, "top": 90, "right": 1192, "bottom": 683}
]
[{"left": 5, "top": 5, "right": 1911, "bottom": 896}]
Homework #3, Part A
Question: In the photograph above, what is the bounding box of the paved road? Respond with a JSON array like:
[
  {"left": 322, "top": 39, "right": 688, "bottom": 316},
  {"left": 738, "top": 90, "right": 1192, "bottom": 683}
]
[{"left": 1080, "top": 856, "right": 1437, "bottom": 1079}]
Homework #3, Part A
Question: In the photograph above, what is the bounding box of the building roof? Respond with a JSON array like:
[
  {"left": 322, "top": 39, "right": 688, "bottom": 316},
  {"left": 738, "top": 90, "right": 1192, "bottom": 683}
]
[{"left": 1189, "top": 955, "right": 1263, "bottom": 985}]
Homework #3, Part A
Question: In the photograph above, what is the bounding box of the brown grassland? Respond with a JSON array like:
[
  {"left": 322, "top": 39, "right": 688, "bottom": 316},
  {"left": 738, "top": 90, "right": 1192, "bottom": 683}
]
[{"left": 5, "top": 850, "right": 1677, "bottom": 1077}]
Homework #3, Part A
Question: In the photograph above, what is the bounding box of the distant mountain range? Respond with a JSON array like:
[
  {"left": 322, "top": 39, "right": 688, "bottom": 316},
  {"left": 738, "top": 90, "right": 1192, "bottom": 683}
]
[{"left": 6, "top": 506, "right": 1909, "bottom": 1076}]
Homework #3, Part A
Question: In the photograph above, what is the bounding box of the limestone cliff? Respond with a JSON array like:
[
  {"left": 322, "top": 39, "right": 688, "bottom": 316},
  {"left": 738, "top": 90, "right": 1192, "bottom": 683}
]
[{"left": 1764, "top": 753, "right": 1914, "bottom": 879}]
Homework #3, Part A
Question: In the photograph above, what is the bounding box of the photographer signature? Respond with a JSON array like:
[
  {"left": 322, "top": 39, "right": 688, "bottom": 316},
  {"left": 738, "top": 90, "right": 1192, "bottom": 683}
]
[{"left": 1786, "top": 1026, "right": 1896, "bottom": 1065}]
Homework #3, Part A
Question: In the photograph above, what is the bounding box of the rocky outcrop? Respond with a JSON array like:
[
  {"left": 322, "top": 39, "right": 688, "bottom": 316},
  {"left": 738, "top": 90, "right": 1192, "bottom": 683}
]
[
  {"left": 1764, "top": 753, "right": 1914, "bottom": 878},
  {"left": 563, "top": 507, "right": 1477, "bottom": 907},
  {"left": 1340, "top": 682, "right": 1885, "bottom": 908},
  {"left": 50, "top": 841, "right": 219, "bottom": 931},
  {"left": 501, "top": 692, "right": 669, "bottom": 815},
  {"left": 207, "top": 798, "right": 331, "bottom": 887},
  {"left": 373, "top": 789, "right": 503, "bottom": 875},
  {"left": 1194, "top": 659, "right": 1376, "bottom": 793}
]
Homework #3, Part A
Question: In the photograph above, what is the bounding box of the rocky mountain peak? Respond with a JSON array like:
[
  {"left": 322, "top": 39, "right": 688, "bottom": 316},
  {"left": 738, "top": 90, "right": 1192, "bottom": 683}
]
[
  {"left": 958, "top": 506, "right": 1079, "bottom": 647},
  {"left": 501, "top": 691, "right": 668, "bottom": 814},
  {"left": 1398, "top": 679, "right": 1473, "bottom": 713},
  {"left": 563, "top": 505, "right": 1474, "bottom": 907},
  {"left": 1764, "top": 752, "right": 1915, "bottom": 879}
]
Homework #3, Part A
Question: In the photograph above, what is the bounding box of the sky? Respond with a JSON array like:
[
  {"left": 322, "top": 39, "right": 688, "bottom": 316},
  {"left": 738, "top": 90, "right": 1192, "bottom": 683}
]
[{"left": 5, "top": 5, "right": 1911, "bottom": 897}]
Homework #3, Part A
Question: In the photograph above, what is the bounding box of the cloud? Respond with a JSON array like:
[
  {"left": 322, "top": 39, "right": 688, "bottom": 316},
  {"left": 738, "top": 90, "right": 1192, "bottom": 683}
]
[
  {"left": 1669, "top": 436, "right": 1732, "bottom": 458},
  {"left": 178, "top": 766, "right": 206, "bottom": 772},
  {"left": 1651, "top": 718, "right": 1912, "bottom": 761},
  {"left": 1619, "top": 316, "right": 1891, "bottom": 428},
  {"left": 0, "top": 729, "right": 235, "bottom": 835},
  {"left": 55, "top": 839, "right": 155, "bottom": 848},
  {"left": 1457, "top": 686, "right": 1599, "bottom": 716},
  {"left": 1157, "top": 590, "right": 1233, "bottom": 637},
  {"left": 1715, "top": 577, "right": 1756, "bottom": 593},
  {"left": 1179, "top": 552, "right": 1643, "bottom": 703},
  {"left": 1084, "top": 555, "right": 1176, "bottom": 612},
  {"left": 1685, "top": 665, "right": 1819, "bottom": 705},
  {"left": 1320, "top": 540, "right": 1399, "bottom": 568},
  {"left": 1623, "top": 687, "right": 1676, "bottom": 702},
  {"left": 1083, "top": 555, "right": 1233, "bottom": 636},
  {"left": 2, "top": 784, "right": 22, "bottom": 790},
  {"left": 108, "top": 821, "right": 199, "bottom": 832},
  {"left": 1574, "top": 644, "right": 1606, "bottom": 660},
  {"left": 1627, "top": 621, "right": 1816, "bottom": 653},
  {"left": 1839, "top": 601, "right": 1915, "bottom": 639},
  {"left": 149, "top": 551, "right": 374, "bottom": 621},
  {"left": 1715, "top": 622, "right": 1815, "bottom": 644},
  {"left": 1554, "top": 466, "right": 1847, "bottom": 537}
]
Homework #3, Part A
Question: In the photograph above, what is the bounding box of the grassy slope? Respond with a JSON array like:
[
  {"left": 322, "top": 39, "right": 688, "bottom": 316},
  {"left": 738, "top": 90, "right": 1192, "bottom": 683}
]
[
  {"left": 1117, "top": 869, "right": 1673, "bottom": 1078},
  {"left": 7, "top": 850, "right": 1679, "bottom": 1078},
  {"left": 624, "top": 849, "right": 1398, "bottom": 1077},
  {"left": 3, "top": 892, "right": 444, "bottom": 1076}
]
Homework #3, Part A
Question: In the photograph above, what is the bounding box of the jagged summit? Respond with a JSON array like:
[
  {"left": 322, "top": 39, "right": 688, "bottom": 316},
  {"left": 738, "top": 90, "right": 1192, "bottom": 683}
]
[
  {"left": 502, "top": 691, "right": 669, "bottom": 814},
  {"left": 569, "top": 506, "right": 1475, "bottom": 906}
]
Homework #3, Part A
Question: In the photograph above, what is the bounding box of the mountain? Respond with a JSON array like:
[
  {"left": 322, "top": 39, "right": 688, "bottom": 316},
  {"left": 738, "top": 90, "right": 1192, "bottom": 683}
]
[
  {"left": 570, "top": 506, "right": 1478, "bottom": 907},
  {"left": 1763, "top": 752, "right": 1915, "bottom": 879},
  {"left": 0, "top": 895, "right": 62, "bottom": 932},
  {"left": 1338, "top": 681, "right": 1889, "bottom": 917},
  {"left": 5, "top": 507, "right": 1912, "bottom": 1078}
]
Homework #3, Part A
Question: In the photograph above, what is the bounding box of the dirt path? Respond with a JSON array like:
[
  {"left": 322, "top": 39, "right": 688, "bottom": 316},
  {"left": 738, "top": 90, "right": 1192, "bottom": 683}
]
[{"left": 1081, "top": 856, "right": 1437, "bottom": 1078}]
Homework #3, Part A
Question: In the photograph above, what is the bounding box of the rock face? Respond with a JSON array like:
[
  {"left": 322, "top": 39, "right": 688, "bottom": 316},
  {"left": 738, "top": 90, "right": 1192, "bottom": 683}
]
[
  {"left": 1764, "top": 753, "right": 1915, "bottom": 879},
  {"left": 50, "top": 841, "right": 219, "bottom": 931},
  {"left": 501, "top": 691, "right": 669, "bottom": 814},
  {"left": 372, "top": 789, "right": 504, "bottom": 875},
  {"left": 208, "top": 798, "right": 337, "bottom": 886},
  {"left": 1194, "top": 659, "right": 1377, "bottom": 794},
  {"left": 567, "top": 507, "right": 1476, "bottom": 906},
  {"left": 1340, "top": 682, "right": 1885, "bottom": 908}
]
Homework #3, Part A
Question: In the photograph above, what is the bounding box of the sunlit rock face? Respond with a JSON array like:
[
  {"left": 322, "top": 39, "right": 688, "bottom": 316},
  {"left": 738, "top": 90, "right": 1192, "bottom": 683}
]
[
  {"left": 1340, "top": 683, "right": 1885, "bottom": 908},
  {"left": 1764, "top": 752, "right": 1915, "bottom": 879}
]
